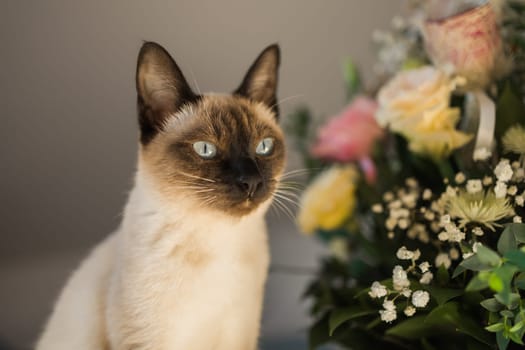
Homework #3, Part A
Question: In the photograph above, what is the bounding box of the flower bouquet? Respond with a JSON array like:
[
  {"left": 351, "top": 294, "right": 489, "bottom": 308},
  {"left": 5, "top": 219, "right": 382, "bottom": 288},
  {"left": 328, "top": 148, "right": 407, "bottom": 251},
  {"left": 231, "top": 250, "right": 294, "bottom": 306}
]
[{"left": 288, "top": 1, "right": 525, "bottom": 349}]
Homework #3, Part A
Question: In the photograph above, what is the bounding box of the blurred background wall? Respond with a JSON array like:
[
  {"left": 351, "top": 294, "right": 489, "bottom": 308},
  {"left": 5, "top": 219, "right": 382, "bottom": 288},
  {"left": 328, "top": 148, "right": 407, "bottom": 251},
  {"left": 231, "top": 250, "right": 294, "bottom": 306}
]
[{"left": 1, "top": 1, "right": 403, "bottom": 349}]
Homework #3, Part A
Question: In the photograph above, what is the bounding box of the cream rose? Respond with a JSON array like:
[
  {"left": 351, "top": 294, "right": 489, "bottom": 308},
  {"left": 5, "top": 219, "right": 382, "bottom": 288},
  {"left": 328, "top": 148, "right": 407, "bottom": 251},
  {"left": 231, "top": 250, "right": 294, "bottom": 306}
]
[
  {"left": 376, "top": 66, "right": 472, "bottom": 159},
  {"left": 297, "top": 166, "right": 358, "bottom": 235}
]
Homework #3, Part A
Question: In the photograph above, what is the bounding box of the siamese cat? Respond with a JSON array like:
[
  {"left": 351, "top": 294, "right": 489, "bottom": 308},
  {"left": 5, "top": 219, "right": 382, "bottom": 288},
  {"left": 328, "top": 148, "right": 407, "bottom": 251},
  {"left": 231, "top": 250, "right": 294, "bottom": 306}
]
[{"left": 37, "top": 41, "right": 284, "bottom": 350}]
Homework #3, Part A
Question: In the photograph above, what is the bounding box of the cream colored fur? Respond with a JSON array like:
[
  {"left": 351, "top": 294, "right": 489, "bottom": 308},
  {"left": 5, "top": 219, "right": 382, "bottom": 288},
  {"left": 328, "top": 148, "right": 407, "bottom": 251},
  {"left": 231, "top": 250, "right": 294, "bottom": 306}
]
[{"left": 36, "top": 162, "right": 271, "bottom": 350}]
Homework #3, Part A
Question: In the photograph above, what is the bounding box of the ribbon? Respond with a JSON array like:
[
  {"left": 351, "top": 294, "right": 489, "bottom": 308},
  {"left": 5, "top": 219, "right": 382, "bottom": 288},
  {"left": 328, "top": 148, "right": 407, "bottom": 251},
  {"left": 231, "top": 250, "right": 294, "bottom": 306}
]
[{"left": 472, "top": 90, "right": 496, "bottom": 160}]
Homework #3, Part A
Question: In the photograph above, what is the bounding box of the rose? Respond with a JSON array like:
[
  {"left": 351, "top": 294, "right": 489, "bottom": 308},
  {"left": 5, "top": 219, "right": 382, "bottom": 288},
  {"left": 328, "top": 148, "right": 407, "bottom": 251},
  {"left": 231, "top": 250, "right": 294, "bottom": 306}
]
[
  {"left": 311, "top": 96, "right": 383, "bottom": 183},
  {"left": 376, "top": 66, "right": 472, "bottom": 159},
  {"left": 423, "top": 1, "right": 502, "bottom": 88},
  {"left": 297, "top": 166, "right": 358, "bottom": 235}
]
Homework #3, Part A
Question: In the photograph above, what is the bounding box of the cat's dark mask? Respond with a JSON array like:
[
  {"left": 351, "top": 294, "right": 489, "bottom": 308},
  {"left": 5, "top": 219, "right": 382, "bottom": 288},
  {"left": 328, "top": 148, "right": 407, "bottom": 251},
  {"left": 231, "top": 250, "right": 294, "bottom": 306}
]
[{"left": 136, "top": 42, "right": 285, "bottom": 217}]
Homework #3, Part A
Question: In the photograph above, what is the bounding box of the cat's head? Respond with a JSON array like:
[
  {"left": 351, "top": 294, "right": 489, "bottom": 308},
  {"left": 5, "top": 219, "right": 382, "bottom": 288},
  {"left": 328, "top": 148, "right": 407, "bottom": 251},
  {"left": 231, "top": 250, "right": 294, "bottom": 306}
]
[{"left": 136, "top": 42, "right": 285, "bottom": 217}]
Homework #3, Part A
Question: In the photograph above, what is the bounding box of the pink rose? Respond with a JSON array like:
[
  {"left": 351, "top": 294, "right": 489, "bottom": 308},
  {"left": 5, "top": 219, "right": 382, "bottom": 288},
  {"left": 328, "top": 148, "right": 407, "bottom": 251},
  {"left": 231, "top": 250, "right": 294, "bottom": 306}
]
[
  {"left": 423, "top": 2, "right": 501, "bottom": 88},
  {"left": 312, "top": 96, "right": 383, "bottom": 183}
]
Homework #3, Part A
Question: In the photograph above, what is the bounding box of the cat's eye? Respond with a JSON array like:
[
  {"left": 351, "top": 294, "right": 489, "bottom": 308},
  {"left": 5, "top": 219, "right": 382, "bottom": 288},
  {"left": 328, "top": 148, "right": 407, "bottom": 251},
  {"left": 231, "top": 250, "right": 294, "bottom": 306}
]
[
  {"left": 255, "top": 137, "right": 274, "bottom": 156},
  {"left": 193, "top": 141, "right": 217, "bottom": 159}
]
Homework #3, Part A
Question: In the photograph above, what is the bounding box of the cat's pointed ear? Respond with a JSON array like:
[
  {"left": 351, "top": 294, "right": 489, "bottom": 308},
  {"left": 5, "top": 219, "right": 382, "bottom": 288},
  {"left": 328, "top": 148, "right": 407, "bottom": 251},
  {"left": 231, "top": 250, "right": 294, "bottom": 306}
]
[
  {"left": 136, "top": 41, "right": 196, "bottom": 144},
  {"left": 235, "top": 44, "right": 280, "bottom": 116}
]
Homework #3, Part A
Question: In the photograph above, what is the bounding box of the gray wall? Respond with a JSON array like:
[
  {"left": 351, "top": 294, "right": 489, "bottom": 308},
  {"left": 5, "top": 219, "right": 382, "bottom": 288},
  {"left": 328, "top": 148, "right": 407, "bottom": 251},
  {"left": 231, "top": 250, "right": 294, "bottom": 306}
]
[{"left": 1, "top": 1, "right": 402, "bottom": 348}]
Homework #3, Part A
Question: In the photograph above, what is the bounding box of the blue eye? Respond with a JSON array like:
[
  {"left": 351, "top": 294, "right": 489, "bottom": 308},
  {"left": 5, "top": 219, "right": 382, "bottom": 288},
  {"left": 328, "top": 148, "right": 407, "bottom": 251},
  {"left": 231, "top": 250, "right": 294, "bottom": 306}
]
[
  {"left": 256, "top": 137, "right": 274, "bottom": 156},
  {"left": 193, "top": 141, "right": 217, "bottom": 159}
]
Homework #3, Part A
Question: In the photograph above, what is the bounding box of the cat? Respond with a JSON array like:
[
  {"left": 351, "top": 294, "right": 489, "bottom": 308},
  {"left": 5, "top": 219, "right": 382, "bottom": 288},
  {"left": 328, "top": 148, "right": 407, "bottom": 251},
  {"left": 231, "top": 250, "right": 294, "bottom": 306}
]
[{"left": 36, "top": 41, "right": 285, "bottom": 350}]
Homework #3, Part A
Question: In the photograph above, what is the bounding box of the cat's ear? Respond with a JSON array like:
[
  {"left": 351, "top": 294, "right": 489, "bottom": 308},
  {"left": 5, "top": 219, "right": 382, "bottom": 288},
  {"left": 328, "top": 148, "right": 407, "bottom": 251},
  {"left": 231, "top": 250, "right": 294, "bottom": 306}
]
[
  {"left": 136, "top": 41, "right": 197, "bottom": 144},
  {"left": 235, "top": 44, "right": 280, "bottom": 116}
]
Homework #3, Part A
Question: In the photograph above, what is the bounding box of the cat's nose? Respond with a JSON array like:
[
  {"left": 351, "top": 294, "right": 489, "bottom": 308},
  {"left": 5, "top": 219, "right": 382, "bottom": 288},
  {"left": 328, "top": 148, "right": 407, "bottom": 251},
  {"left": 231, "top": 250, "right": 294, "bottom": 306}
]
[{"left": 237, "top": 175, "right": 263, "bottom": 198}]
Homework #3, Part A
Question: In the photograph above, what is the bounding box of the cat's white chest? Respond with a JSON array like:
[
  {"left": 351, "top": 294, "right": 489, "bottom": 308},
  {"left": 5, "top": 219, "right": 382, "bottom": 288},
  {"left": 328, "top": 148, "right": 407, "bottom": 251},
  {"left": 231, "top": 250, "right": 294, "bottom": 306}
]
[{"left": 108, "top": 206, "right": 270, "bottom": 350}]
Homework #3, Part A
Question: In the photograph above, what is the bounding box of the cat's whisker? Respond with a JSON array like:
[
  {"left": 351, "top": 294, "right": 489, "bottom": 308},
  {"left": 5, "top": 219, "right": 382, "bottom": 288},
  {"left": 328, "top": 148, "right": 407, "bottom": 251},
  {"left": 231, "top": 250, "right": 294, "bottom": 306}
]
[
  {"left": 271, "top": 195, "right": 296, "bottom": 222},
  {"left": 275, "top": 189, "right": 301, "bottom": 201},
  {"left": 177, "top": 171, "right": 216, "bottom": 183},
  {"left": 277, "top": 182, "right": 304, "bottom": 191},
  {"left": 273, "top": 192, "right": 301, "bottom": 208},
  {"left": 277, "top": 168, "right": 319, "bottom": 180},
  {"left": 188, "top": 68, "right": 202, "bottom": 95},
  {"left": 269, "top": 94, "right": 304, "bottom": 110}
]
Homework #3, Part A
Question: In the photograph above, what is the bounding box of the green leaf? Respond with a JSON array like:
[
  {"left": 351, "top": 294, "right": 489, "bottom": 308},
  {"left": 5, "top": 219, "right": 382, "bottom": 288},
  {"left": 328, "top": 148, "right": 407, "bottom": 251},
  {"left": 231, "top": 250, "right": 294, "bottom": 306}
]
[
  {"left": 515, "top": 272, "right": 525, "bottom": 290},
  {"left": 467, "top": 275, "right": 490, "bottom": 292},
  {"left": 328, "top": 307, "right": 376, "bottom": 336},
  {"left": 509, "top": 321, "right": 524, "bottom": 333},
  {"left": 504, "top": 250, "right": 525, "bottom": 269},
  {"left": 436, "top": 264, "right": 450, "bottom": 286},
  {"left": 425, "top": 302, "right": 493, "bottom": 345},
  {"left": 496, "top": 330, "right": 510, "bottom": 350},
  {"left": 496, "top": 81, "right": 525, "bottom": 140},
  {"left": 498, "top": 228, "right": 517, "bottom": 255},
  {"left": 476, "top": 245, "right": 501, "bottom": 267},
  {"left": 500, "top": 310, "right": 514, "bottom": 318},
  {"left": 489, "top": 274, "right": 505, "bottom": 292},
  {"left": 506, "top": 223, "right": 525, "bottom": 243},
  {"left": 453, "top": 264, "right": 467, "bottom": 278},
  {"left": 342, "top": 58, "right": 361, "bottom": 100},
  {"left": 386, "top": 315, "right": 432, "bottom": 339},
  {"left": 460, "top": 254, "right": 493, "bottom": 272},
  {"left": 309, "top": 313, "right": 330, "bottom": 350},
  {"left": 426, "top": 286, "right": 463, "bottom": 305},
  {"left": 480, "top": 298, "right": 504, "bottom": 312},
  {"left": 508, "top": 331, "right": 525, "bottom": 345},
  {"left": 486, "top": 323, "right": 505, "bottom": 332}
]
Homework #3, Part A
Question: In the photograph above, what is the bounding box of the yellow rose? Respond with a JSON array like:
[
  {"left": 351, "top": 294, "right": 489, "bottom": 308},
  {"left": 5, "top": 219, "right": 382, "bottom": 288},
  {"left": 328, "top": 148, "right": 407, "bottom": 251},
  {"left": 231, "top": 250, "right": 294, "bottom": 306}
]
[
  {"left": 376, "top": 66, "right": 472, "bottom": 159},
  {"left": 297, "top": 166, "right": 357, "bottom": 235}
]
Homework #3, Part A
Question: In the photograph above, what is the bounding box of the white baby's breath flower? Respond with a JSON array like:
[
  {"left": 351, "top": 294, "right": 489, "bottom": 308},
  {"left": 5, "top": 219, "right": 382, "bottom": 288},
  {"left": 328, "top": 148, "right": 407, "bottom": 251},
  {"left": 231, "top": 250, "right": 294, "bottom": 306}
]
[
  {"left": 393, "top": 265, "right": 410, "bottom": 290},
  {"left": 494, "top": 181, "right": 508, "bottom": 199},
  {"left": 448, "top": 227, "right": 466, "bottom": 242},
  {"left": 446, "top": 186, "right": 457, "bottom": 197},
  {"left": 413, "top": 249, "right": 421, "bottom": 261},
  {"left": 472, "top": 227, "right": 484, "bottom": 236},
  {"left": 383, "top": 191, "right": 394, "bottom": 202},
  {"left": 419, "top": 261, "right": 430, "bottom": 273},
  {"left": 372, "top": 204, "right": 383, "bottom": 213},
  {"left": 386, "top": 217, "right": 397, "bottom": 230},
  {"left": 514, "top": 216, "right": 522, "bottom": 223},
  {"left": 423, "top": 189, "right": 432, "bottom": 200},
  {"left": 406, "top": 177, "right": 418, "bottom": 188},
  {"left": 411, "top": 290, "right": 430, "bottom": 308},
  {"left": 455, "top": 172, "right": 466, "bottom": 184},
  {"left": 419, "top": 271, "right": 433, "bottom": 284},
  {"left": 473, "top": 242, "right": 482, "bottom": 253},
  {"left": 380, "top": 309, "right": 397, "bottom": 323},
  {"left": 398, "top": 218, "right": 409, "bottom": 229},
  {"left": 516, "top": 195, "right": 524, "bottom": 207},
  {"left": 473, "top": 147, "right": 492, "bottom": 161},
  {"left": 435, "top": 253, "right": 451, "bottom": 269},
  {"left": 449, "top": 248, "right": 460, "bottom": 260},
  {"left": 383, "top": 299, "right": 396, "bottom": 311},
  {"left": 388, "top": 231, "right": 395, "bottom": 239},
  {"left": 396, "top": 246, "right": 413, "bottom": 260},
  {"left": 404, "top": 306, "right": 416, "bottom": 317},
  {"left": 482, "top": 176, "right": 493, "bottom": 186},
  {"left": 466, "top": 180, "right": 483, "bottom": 194},
  {"left": 507, "top": 186, "right": 518, "bottom": 196},
  {"left": 401, "top": 288, "right": 412, "bottom": 298},
  {"left": 494, "top": 160, "right": 513, "bottom": 182},
  {"left": 463, "top": 252, "right": 474, "bottom": 259},
  {"left": 438, "top": 231, "right": 449, "bottom": 241},
  {"left": 369, "top": 281, "right": 388, "bottom": 298},
  {"left": 424, "top": 211, "right": 435, "bottom": 221},
  {"left": 440, "top": 214, "right": 451, "bottom": 226}
]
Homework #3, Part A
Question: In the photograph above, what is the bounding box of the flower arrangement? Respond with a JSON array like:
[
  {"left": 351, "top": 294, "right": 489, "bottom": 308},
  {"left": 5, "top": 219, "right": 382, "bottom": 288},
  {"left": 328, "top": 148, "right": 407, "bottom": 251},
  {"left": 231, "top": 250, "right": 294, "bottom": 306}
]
[{"left": 288, "top": 1, "right": 525, "bottom": 349}]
